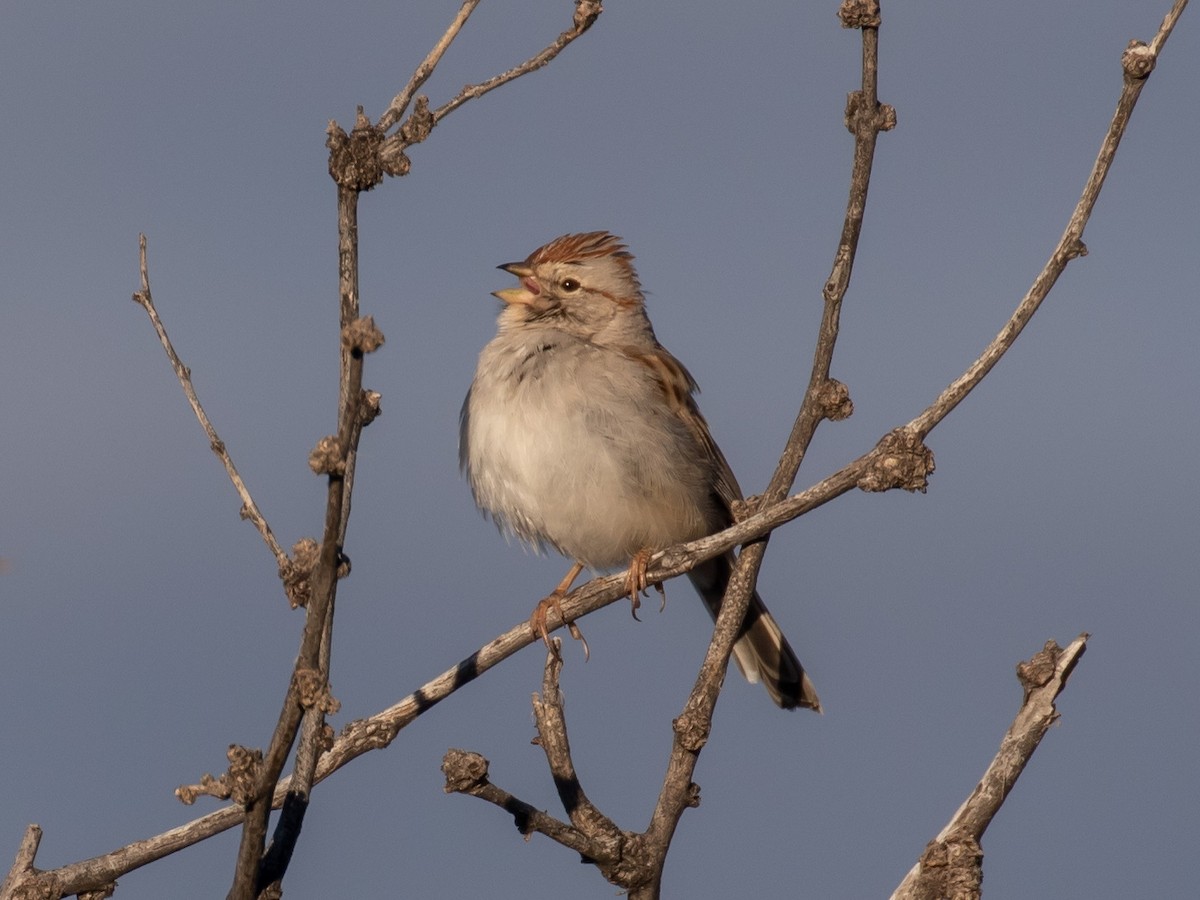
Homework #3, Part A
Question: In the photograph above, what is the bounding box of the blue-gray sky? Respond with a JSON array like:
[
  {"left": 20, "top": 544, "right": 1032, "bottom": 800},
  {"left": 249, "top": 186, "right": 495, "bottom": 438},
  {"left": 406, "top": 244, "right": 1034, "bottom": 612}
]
[{"left": 2, "top": 3, "right": 1197, "bottom": 897}]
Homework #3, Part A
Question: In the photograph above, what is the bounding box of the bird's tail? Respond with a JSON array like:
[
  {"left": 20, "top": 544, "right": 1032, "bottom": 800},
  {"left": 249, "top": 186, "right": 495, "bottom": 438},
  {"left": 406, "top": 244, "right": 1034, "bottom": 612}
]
[{"left": 688, "top": 552, "right": 821, "bottom": 712}]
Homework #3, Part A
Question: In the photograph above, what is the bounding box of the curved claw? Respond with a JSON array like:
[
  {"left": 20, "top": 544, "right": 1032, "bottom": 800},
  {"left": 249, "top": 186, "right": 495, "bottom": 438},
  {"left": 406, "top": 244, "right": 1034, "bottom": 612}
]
[
  {"left": 529, "top": 561, "right": 589, "bottom": 659},
  {"left": 625, "top": 548, "right": 664, "bottom": 621}
]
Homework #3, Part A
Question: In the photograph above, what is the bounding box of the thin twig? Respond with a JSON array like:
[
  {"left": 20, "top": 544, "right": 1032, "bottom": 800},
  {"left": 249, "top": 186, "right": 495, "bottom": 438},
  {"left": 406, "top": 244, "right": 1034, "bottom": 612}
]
[
  {"left": 131, "top": 235, "right": 288, "bottom": 570},
  {"left": 908, "top": 0, "right": 1188, "bottom": 439},
  {"left": 767, "top": 0, "right": 892, "bottom": 500},
  {"left": 377, "top": 0, "right": 484, "bottom": 133},
  {"left": 426, "top": 2, "right": 601, "bottom": 126},
  {"left": 440, "top": 748, "right": 604, "bottom": 859},
  {"left": 378, "top": 1, "right": 602, "bottom": 160}
]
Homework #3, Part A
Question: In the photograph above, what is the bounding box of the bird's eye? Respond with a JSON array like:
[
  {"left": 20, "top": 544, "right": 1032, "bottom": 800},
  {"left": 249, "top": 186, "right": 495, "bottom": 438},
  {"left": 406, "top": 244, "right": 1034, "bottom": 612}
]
[{"left": 560, "top": 278, "right": 581, "bottom": 293}]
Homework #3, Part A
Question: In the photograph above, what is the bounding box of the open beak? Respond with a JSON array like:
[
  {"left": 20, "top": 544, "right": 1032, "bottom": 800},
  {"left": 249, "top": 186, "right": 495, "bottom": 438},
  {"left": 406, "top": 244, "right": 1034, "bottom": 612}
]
[{"left": 492, "top": 262, "right": 539, "bottom": 306}]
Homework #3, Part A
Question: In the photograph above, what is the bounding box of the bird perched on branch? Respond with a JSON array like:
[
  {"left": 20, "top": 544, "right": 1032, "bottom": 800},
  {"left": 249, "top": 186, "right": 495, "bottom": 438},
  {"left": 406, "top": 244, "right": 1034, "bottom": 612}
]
[{"left": 460, "top": 231, "right": 819, "bottom": 711}]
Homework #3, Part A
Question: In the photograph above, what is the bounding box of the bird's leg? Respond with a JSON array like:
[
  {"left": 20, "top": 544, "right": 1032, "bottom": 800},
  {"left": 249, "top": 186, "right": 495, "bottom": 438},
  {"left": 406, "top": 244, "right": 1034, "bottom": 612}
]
[{"left": 530, "top": 561, "right": 589, "bottom": 659}]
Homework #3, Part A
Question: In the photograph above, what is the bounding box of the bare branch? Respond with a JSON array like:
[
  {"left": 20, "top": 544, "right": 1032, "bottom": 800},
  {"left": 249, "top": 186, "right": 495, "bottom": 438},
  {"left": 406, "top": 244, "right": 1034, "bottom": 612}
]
[
  {"left": 890, "top": 635, "right": 1089, "bottom": 900},
  {"left": 908, "top": 1, "right": 1187, "bottom": 439},
  {"left": 445, "top": 645, "right": 659, "bottom": 893},
  {"left": 131, "top": 235, "right": 288, "bottom": 570},
  {"left": 0, "top": 826, "right": 44, "bottom": 898},
  {"left": 530, "top": 644, "right": 614, "bottom": 835},
  {"left": 426, "top": 0, "right": 602, "bottom": 126},
  {"left": 377, "top": 0, "right": 484, "bottom": 133},
  {"left": 375, "top": 1, "right": 603, "bottom": 175},
  {"left": 440, "top": 748, "right": 604, "bottom": 860},
  {"left": 766, "top": 2, "right": 894, "bottom": 501}
]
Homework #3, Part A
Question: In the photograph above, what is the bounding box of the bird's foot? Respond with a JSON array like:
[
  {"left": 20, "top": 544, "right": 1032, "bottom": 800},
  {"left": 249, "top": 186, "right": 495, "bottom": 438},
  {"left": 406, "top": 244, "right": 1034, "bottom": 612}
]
[
  {"left": 625, "top": 549, "right": 665, "bottom": 620},
  {"left": 530, "top": 588, "right": 589, "bottom": 661}
]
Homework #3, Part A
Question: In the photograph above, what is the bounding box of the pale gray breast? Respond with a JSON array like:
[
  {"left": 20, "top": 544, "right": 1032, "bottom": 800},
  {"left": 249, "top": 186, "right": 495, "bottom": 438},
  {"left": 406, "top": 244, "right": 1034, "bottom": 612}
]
[{"left": 461, "top": 330, "right": 717, "bottom": 567}]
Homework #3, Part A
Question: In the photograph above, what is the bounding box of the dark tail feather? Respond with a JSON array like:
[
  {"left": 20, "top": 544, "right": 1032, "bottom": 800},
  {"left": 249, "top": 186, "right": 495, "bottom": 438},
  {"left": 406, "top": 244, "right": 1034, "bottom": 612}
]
[{"left": 687, "top": 553, "right": 821, "bottom": 712}]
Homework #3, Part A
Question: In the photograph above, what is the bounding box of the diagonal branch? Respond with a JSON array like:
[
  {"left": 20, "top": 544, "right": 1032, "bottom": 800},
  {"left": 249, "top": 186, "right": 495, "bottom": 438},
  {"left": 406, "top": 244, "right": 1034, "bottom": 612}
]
[
  {"left": 426, "top": 0, "right": 602, "bottom": 126},
  {"left": 909, "top": 0, "right": 1188, "bottom": 439},
  {"left": 890, "top": 635, "right": 1089, "bottom": 900}
]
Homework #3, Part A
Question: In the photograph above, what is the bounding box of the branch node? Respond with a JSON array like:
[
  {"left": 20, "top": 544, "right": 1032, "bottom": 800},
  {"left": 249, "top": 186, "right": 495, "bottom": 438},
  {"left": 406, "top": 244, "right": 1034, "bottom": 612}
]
[
  {"left": 1121, "top": 40, "right": 1156, "bottom": 80},
  {"left": 845, "top": 91, "right": 897, "bottom": 135},
  {"left": 307, "top": 435, "right": 345, "bottom": 476},
  {"left": 341, "top": 315, "right": 386, "bottom": 356},
  {"left": 326, "top": 109, "right": 385, "bottom": 191},
  {"left": 9, "top": 872, "right": 63, "bottom": 900},
  {"left": 914, "top": 831, "right": 983, "bottom": 898},
  {"left": 877, "top": 102, "right": 898, "bottom": 131},
  {"left": 814, "top": 378, "right": 854, "bottom": 421},
  {"left": 226, "top": 744, "right": 264, "bottom": 807},
  {"left": 858, "top": 428, "right": 935, "bottom": 493},
  {"left": 730, "top": 496, "right": 760, "bottom": 522},
  {"left": 1016, "top": 638, "right": 1077, "bottom": 701},
  {"left": 178, "top": 746, "right": 263, "bottom": 807},
  {"left": 442, "top": 748, "right": 491, "bottom": 793},
  {"left": 280, "top": 538, "right": 320, "bottom": 609},
  {"left": 574, "top": 0, "right": 603, "bottom": 31},
  {"left": 358, "top": 389, "right": 383, "bottom": 427},
  {"left": 838, "top": 0, "right": 881, "bottom": 29},
  {"left": 294, "top": 666, "right": 341, "bottom": 715},
  {"left": 378, "top": 140, "right": 411, "bottom": 178},
  {"left": 78, "top": 885, "right": 117, "bottom": 900},
  {"left": 671, "top": 710, "right": 710, "bottom": 753},
  {"left": 398, "top": 95, "right": 434, "bottom": 147}
]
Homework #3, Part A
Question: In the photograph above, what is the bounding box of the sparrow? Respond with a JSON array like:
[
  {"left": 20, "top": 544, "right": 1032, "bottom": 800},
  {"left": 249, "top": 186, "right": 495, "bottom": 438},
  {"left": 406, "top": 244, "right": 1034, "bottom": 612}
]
[{"left": 460, "top": 231, "right": 819, "bottom": 710}]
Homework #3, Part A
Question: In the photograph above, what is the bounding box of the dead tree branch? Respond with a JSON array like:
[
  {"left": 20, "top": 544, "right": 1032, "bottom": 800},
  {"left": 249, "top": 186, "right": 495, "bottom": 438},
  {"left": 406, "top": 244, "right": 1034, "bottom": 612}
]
[
  {"left": 131, "top": 235, "right": 288, "bottom": 570},
  {"left": 890, "top": 635, "right": 1089, "bottom": 900}
]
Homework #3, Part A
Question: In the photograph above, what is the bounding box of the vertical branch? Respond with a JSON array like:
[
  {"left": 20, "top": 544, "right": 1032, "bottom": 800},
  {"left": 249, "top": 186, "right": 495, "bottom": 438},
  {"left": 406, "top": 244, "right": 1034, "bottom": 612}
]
[
  {"left": 639, "top": 6, "right": 894, "bottom": 893},
  {"left": 226, "top": 120, "right": 382, "bottom": 899},
  {"left": 768, "top": 0, "right": 892, "bottom": 499}
]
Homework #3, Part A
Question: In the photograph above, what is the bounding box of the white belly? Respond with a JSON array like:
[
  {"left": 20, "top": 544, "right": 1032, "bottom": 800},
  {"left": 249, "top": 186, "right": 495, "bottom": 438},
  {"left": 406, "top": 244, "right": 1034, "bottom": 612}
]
[{"left": 461, "top": 333, "right": 714, "bottom": 568}]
